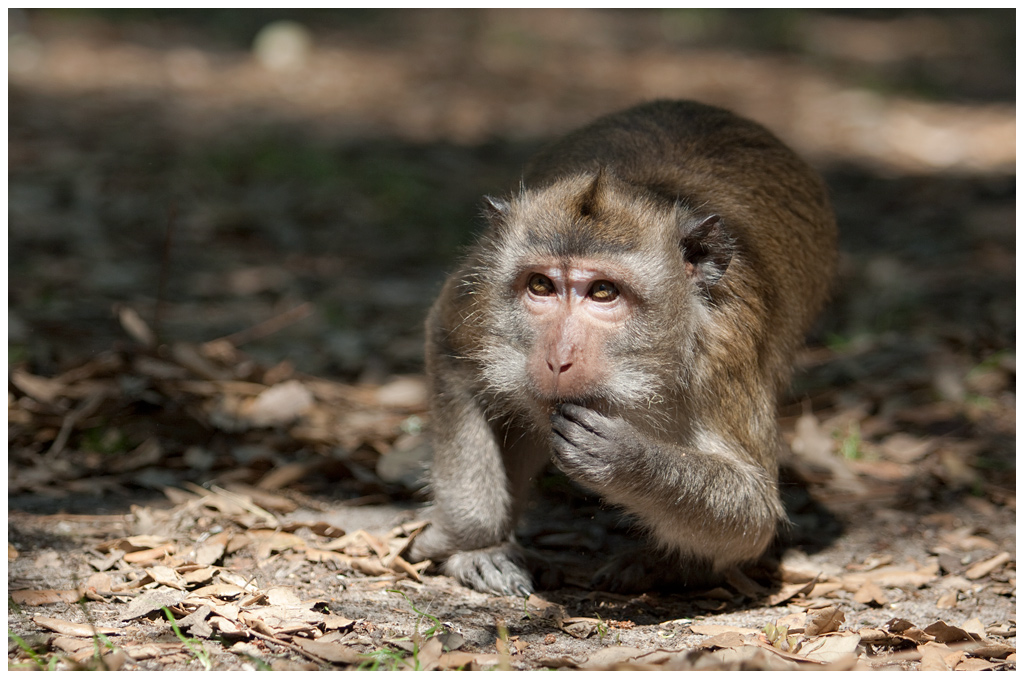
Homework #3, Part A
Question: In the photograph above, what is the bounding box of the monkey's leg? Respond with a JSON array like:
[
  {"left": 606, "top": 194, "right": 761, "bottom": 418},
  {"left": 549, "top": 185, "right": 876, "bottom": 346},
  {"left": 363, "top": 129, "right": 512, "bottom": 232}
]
[{"left": 408, "top": 385, "right": 545, "bottom": 595}]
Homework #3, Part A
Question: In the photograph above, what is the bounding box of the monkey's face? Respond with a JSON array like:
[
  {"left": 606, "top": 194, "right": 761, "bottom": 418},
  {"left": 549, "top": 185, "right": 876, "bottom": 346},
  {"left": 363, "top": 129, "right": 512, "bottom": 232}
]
[
  {"left": 516, "top": 259, "right": 632, "bottom": 404},
  {"left": 467, "top": 174, "right": 714, "bottom": 421}
]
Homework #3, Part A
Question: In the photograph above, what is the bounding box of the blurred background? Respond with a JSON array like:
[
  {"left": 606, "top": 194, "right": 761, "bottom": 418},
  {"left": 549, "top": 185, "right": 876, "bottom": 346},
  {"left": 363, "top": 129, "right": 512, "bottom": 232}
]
[{"left": 8, "top": 9, "right": 1015, "bottom": 511}]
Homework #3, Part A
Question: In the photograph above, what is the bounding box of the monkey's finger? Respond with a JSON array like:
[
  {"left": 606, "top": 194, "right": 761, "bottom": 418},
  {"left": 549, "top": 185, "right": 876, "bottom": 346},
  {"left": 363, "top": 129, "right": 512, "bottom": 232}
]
[
  {"left": 555, "top": 403, "right": 612, "bottom": 440},
  {"left": 558, "top": 402, "right": 604, "bottom": 427},
  {"left": 550, "top": 412, "right": 592, "bottom": 446}
]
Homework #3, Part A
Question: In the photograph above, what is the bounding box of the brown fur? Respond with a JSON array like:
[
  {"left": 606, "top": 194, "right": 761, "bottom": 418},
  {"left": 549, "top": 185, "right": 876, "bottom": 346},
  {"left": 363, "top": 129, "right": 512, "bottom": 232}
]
[{"left": 408, "top": 100, "right": 837, "bottom": 595}]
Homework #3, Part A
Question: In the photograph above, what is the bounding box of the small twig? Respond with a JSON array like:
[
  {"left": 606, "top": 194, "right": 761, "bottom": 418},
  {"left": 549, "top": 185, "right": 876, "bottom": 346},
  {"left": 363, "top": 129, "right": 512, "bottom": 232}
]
[
  {"left": 47, "top": 390, "right": 106, "bottom": 456},
  {"left": 246, "top": 628, "right": 324, "bottom": 664},
  {"left": 207, "top": 302, "right": 315, "bottom": 348}
]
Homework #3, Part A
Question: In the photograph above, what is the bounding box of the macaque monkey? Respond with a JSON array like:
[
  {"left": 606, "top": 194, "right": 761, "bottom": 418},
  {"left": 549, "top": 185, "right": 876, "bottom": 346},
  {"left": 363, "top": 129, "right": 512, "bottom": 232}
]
[{"left": 408, "top": 100, "right": 837, "bottom": 595}]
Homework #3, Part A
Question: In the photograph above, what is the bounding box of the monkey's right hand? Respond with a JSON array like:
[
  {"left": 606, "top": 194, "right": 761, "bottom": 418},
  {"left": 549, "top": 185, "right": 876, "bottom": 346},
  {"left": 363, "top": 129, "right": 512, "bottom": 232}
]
[{"left": 550, "top": 403, "right": 648, "bottom": 488}]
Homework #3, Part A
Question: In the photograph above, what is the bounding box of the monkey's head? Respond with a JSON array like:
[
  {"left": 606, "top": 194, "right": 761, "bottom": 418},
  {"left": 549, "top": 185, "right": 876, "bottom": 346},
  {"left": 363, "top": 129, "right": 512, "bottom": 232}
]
[{"left": 463, "top": 170, "right": 736, "bottom": 423}]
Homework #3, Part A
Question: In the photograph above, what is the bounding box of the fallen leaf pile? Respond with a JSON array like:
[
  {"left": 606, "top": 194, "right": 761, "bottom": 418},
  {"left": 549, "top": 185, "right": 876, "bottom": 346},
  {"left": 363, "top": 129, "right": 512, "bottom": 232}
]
[
  {"left": 10, "top": 483, "right": 434, "bottom": 670},
  {"left": 8, "top": 307, "right": 1016, "bottom": 671},
  {"left": 9, "top": 306, "right": 430, "bottom": 502}
]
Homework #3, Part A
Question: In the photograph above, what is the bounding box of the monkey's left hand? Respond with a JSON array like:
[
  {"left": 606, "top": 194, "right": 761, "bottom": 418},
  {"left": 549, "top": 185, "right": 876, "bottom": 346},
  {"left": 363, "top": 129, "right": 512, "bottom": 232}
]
[{"left": 550, "top": 403, "right": 651, "bottom": 487}]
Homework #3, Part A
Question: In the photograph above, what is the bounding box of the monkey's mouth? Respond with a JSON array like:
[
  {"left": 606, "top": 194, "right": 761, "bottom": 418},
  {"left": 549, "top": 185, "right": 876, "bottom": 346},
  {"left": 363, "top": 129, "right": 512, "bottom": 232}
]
[{"left": 544, "top": 395, "right": 608, "bottom": 414}]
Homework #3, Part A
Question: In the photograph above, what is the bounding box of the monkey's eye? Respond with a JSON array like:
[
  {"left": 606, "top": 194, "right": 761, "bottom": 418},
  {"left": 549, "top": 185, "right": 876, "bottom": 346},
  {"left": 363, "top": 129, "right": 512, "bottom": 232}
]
[
  {"left": 527, "top": 273, "right": 555, "bottom": 296},
  {"left": 589, "top": 280, "right": 619, "bottom": 302}
]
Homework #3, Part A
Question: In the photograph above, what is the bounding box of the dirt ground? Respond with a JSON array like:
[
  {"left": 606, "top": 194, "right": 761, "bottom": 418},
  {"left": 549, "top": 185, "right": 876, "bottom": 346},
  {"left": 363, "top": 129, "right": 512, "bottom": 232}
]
[{"left": 7, "top": 9, "right": 1015, "bottom": 671}]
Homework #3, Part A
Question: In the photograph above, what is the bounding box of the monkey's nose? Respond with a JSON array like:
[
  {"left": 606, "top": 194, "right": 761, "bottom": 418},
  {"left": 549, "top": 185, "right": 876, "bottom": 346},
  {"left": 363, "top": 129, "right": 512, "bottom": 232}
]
[{"left": 548, "top": 361, "right": 572, "bottom": 375}]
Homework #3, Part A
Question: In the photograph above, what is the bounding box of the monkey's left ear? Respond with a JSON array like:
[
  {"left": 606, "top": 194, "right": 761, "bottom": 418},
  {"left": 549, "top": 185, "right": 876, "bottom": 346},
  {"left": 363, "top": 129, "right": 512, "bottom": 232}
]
[
  {"left": 680, "top": 214, "right": 734, "bottom": 288},
  {"left": 482, "top": 196, "right": 510, "bottom": 219}
]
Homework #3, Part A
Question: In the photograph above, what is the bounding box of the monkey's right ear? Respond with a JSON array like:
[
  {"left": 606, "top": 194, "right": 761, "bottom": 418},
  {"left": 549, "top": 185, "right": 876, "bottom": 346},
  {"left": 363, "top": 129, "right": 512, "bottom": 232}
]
[
  {"left": 483, "top": 196, "right": 510, "bottom": 219},
  {"left": 680, "top": 214, "right": 734, "bottom": 289}
]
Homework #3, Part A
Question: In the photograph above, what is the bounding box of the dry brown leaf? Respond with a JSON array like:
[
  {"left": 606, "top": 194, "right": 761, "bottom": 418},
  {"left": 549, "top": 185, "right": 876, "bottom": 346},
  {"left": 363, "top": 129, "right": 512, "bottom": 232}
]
[
  {"left": 211, "top": 616, "right": 244, "bottom": 636},
  {"left": 122, "top": 642, "right": 188, "bottom": 661},
  {"left": 690, "top": 623, "right": 761, "bottom": 636},
  {"left": 805, "top": 606, "right": 845, "bottom": 636},
  {"left": 885, "top": 621, "right": 934, "bottom": 644},
  {"left": 226, "top": 533, "right": 252, "bottom": 554},
  {"left": 120, "top": 588, "right": 187, "bottom": 621},
  {"left": 807, "top": 581, "right": 844, "bottom": 598},
  {"left": 176, "top": 605, "right": 214, "bottom": 638},
  {"left": 323, "top": 615, "right": 357, "bottom": 631},
  {"left": 205, "top": 602, "right": 241, "bottom": 621},
  {"left": 183, "top": 565, "right": 218, "bottom": 586},
  {"left": 766, "top": 576, "right": 819, "bottom": 605},
  {"left": 239, "top": 607, "right": 319, "bottom": 636},
  {"left": 122, "top": 543, "right": 176, "bottom": 564},
  {"left": 526, "top": 594, "right": 563, "bottom": 613},
  {"left": 291, "top": 637, "right": 364, "bottom": 664},
  {"left": 537, "top": 655, "right": 578, "bottom": 669},
  {"left": 560, "top": 617, "right": 600, "bottom": 639},
  {"left": 97, "top": 535, "right": 171, "bottom": 552},
  {"left": 750, "top": 638, "right": 828, "bottom": 665},
  {"left": 264, "top": 587, "right": 302, "bottom": 606},
  {"left": 190, "top": 583, "right": 247, "bottom": 600},
  {"left": 145, "top": 565, "right": 187, "bottom": 590},
  {"left": 798, "top": 633, "right": 861, "bottom": 663},
  {"left": 879, "top": 433, "right": 934, "bottom": 463},
  {"left": 969, "top": 640, "right": 1017, "bottom": 659},
  {"left": 924, "top": 620, "right": 978, "bottom": 643},
  {"left": 84, "top": 572, "right": 113, "bottom": 593},
  {"left": 241, "top": 380, "right": 315, "bottom": 427},
  {"left": 248, "top": 529, "right": 308, "bottom": 558},
  {"left": 940, "top": 526, "right": 999, "bottom": 551},
  {"left": 32, "top": 615, "right": 122, "bottom": 637},
  {"left": 578, "top": 646, "right": 655, "bottom": 669},
  {"left": 699, "top": 631, "right": 747, "bottom": 649},
  {"left": 194, "top": 532, "right": 231, "bottom": 565},
  {"left": 439, "top": 650, "right": 495, "bottom": 670},
  {"left": 374, "top": 375, "right": 428, "bottom": 409},
  {"left": 388, "top": 553, "right": 423, "bottom": 581},
  {"left": 222, "top": 483, "right": 299, "bottom": 513},
  {"left": 170, "top": 342, "right": 234, "bottom": 381},
  {"left": 10, "top": 369, "right": 66, "bottom": 404},
  {"left": 279, "top": 520, "right": 346, "bottom": 538},
  {"left": 117, "top": 305, "right": 157, "bottom": 347},
  {"left": 415, "top": 637, "right": 445, "bottom": 671},
  {"left": 257, "top": 461, "right": 320, "bottom": 490},
  {"left": 697, "top": 644, "right": 803, "bottom": 670},
  {"left": 918, "top": 643, "right": 949, "bottom": 671},
  {"left": 776, "top": 611, "right": 807, "bottom": 631},
  {"left": 961, "top": 617, "right": 986, "bottom": 637},
  {"left": 725, "top": 569, "right": 769, "bottom": 598},
  {"left": 10, "top": 589, "right": 83, "bottom": 605},
  {"left": 790, "top": 411, "right": 867, "bottom": 493},
  {"left": 852, "top": 580, "right": 889, "bottom": 606},
  {"left": 964, "top": 551, "right": 1011, "bottom": 580},
  {"left": 52, "top": 636, "right": 127, "bottom": 667},
  {"left": 191, "top": 484, "right": 280, "bottom": 524},
  {"left": 841, "top": 562, "right": 938, "bottom": 588}
]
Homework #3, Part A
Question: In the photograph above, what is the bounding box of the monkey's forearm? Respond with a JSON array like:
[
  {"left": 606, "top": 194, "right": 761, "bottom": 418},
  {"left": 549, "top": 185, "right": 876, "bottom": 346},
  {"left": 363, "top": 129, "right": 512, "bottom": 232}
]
[
  {"left": 413, "top": 379, "right": 514, "bottom": 557},
  {"left": 550, "top": 403, "right": 782, "bottom": 567}
]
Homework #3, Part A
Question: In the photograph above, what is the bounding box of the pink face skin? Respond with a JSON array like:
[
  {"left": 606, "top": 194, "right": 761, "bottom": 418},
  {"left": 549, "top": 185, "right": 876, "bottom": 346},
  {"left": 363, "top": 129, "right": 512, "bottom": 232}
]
[{"left": 518, "top": 260, "right": 634, "bottom": 402}]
